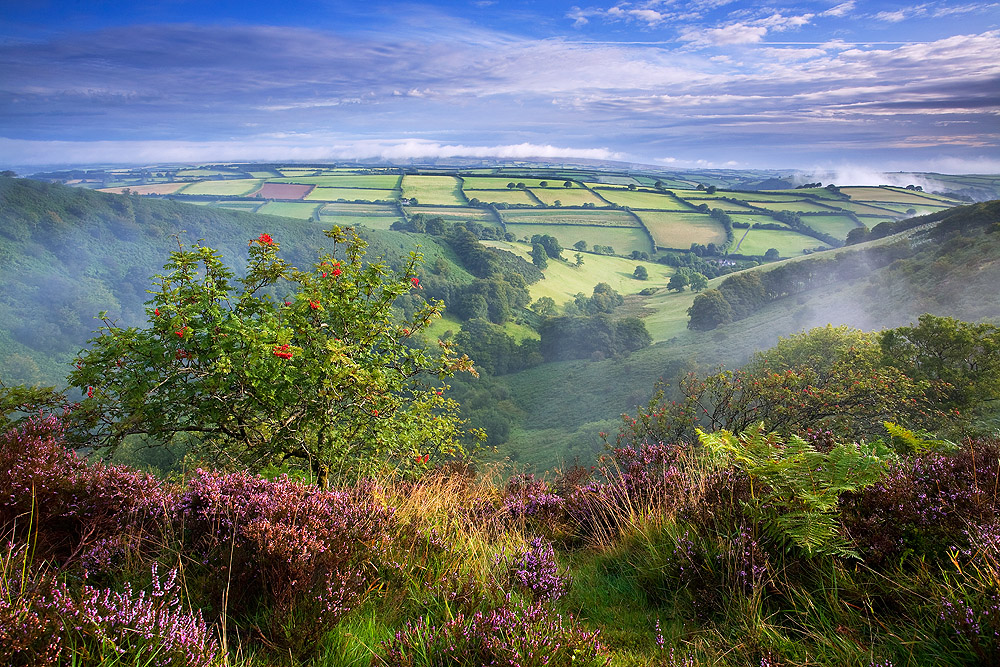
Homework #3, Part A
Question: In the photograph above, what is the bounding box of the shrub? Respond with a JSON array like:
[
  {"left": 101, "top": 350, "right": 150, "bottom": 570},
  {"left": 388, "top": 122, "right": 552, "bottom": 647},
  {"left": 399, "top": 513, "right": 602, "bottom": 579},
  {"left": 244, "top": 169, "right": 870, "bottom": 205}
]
[
  {"left": 0, "top": 550, "right": 218, "bottom": 667},
  {"left": 176, "top": 469, "right": 395, "bottom": 656},
  {"left": 0, "top": 415, "right": 171, "bottom": 571},
  {"left": 380, "top": 596, "right": 608, "bottom": 667}
]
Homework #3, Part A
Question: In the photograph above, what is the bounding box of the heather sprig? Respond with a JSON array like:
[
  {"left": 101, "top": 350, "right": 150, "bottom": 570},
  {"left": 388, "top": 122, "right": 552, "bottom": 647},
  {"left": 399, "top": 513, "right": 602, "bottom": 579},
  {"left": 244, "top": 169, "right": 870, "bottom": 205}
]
[{"left": 380, "top": 595, "right": 610, "bottom": 667}]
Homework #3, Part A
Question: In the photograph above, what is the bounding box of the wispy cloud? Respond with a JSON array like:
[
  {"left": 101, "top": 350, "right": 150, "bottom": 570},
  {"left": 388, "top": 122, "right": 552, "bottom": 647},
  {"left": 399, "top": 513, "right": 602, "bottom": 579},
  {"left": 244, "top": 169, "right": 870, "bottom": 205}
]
[{"left": 821, "top": 2, "right": 856, "bottom": 18}]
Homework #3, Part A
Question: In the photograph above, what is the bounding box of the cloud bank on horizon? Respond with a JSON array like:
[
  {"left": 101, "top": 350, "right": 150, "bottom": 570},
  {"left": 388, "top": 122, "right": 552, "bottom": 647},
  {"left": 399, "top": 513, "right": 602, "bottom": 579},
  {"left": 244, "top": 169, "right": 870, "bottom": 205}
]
[{"left": 0, "top": 0, "right": 998, "bottom": 172}]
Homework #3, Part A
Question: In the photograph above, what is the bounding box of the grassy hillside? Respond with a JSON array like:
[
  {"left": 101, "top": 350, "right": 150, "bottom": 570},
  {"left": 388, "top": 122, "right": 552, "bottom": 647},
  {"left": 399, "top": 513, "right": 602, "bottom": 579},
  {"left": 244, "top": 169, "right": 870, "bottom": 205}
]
[
  {"left": 0, "top": 177, "right": 461, "bottom": 386},
  {"left": 495, "top": 200, "right": 1000, "bottom": 469}
]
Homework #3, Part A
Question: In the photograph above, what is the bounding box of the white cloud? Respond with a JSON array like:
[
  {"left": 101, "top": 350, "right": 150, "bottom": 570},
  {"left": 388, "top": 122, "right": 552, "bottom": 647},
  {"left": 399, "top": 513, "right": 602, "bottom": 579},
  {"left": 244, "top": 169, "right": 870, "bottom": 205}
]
[
  {"left": 756, "top": 12, "right": 815, "bottom": 32},
  {"left": 874, "top": 9, "right": 909, "bottom": 22},
  {"left": 680, "top": 22, "right": 768, "bottom": 45},
  {"left": 0, "top": 137, "right": 623, "bottom": 166},
  {"left": 821, "top": 1, "right": 856, "bottom": 17},
  {"left": 570, "top": 4, "right": 669, "bottom": 27}
]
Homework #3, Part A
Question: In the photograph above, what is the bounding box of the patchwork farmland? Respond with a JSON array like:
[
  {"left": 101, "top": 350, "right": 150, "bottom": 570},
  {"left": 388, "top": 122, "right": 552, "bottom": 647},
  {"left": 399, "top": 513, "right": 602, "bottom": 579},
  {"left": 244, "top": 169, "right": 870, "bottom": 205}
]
[{"left": 64, "top": 164, "right": 973, "bottom": 267}]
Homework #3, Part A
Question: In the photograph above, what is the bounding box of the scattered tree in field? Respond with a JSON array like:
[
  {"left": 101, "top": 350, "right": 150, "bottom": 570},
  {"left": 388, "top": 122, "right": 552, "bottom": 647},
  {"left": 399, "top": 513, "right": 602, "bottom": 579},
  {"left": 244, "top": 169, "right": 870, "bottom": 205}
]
[
  {"left": 634, "top": 265, "right": 648, "bottom": 280},
  {"left": 764, "top": 248, "right": 780, "bottom": 261},
  {"left": 589, "top": 283, "right": 624, "bottom": 314},
  {"left": 706, "top": 186, "right": 717, "bottom": 194},
  {"left": 531, "top": 234, "right": 563, "bottom": 260},
  {"left": 507, "top": 182, "right": 516, "bottom": 189},
  {"left": 531, "top": 243, "right": 549, "bottom": 269},
  {"left": 688, "top": 272, "right": 708, "bottom": 292},
  {"left": 687, "top": 289, "right": 734, "bottom": 330},
  {"left": 667, "top": 272, "right": 689, "bottom": 292},
  {"left": 539, "top": 181, "right": 549, "bottom": 188},
  {"left": 574, "top": 240, "right": 588, "bottom": 252},
  {"left": 516, "top": 182, "right": 526, "bottom": 190},
  {"left": 575, "top": 253, "right": 585, "bottom": 267},
  {"left": 563, "top": 181, "right": 572, "bottom": 188},
  {"left": 68, "top": 228, "right": 479, "bottom": 484},
  {"left": 553, "top": 200, "right": 561, "bottom": 207},
  {"left": 627, "top": 184, "right": 637, "bottom": 191}
]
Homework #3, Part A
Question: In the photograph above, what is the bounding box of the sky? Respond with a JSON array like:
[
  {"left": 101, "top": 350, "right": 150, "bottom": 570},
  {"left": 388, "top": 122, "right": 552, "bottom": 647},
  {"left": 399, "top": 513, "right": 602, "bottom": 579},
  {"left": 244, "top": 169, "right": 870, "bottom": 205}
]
[{"left": 1, "top": 0, "right": 999, "bottom": 173}]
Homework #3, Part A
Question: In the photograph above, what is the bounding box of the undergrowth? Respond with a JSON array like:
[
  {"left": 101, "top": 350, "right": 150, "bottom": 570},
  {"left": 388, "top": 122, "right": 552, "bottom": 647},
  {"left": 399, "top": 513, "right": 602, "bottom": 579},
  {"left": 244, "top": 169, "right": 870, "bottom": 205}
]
[{"left": 4, "top": 414, "right": 1000, "bottom": 666}]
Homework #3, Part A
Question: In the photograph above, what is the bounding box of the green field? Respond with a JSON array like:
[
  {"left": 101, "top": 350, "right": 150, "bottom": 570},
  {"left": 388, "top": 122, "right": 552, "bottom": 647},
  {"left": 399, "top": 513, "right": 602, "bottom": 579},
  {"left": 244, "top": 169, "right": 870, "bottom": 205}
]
[
  {"left": 402, "top": 206, "right": 497, "bottom": 222},
  {"left": 699, "top": 190, "right": 803, "bottom": 202},
  {"left": 100, "top": 183, "right": 189, "bottom": 195},
  {"left": 747, "top": 200, "right": 845, "bottom": 213},
  {"left": 318, "top": 203, "right": 401, "bottom": 228},
  {"left": 594, "top": 189, "right": 694, "bottom": 210},
  {"left": 835, "top": 201, "right": 902, "bottom": 216},
  {"left": 213, "top": 201, "right": 264, "bottom": 212},
  {"left": 866, "top": 202, "right": 951, "bottom": 215},
  {"left": 636, "top": 211, "right": 727, "bottom": 249},
  {"left": 472, "top": 189, "right": 538, "bottom": 206},
  {"left": 670, "top": 189, "right": 726, "bottom": 201},
  {"left": 247, "top": 170, "right": 280, "bottom": 178},
  {"left": 502, "top": 209, "right": 638, "bottom": 227},
  {"left": 482, "top": 241, "right": 672, "bottom": 305},
  {"left": 462, "top": 177, "right": 579, "bottom": 189},
  {"left": 504, "top": 223, "right": 653, "bottom": 256},
  {"left": 841, "top": 187, "right": 949, "bottom": 205},
  {"left": 528, "top": 188, "right": 605, "bottom": 207},
  {"left": 583, "top": 174, "right": 640, "bottom": 186},
  {"left": 272, "top": 175, "right": 401, "bottom": 189},
  {"left": 402, "top": 175, "right": 466, "bottom": 205},
  {"left": 256, "top": 201, "right": 321, "bottom": 219},
  {"left": 321, "top": 203, "right": 399, "bottom": 215},
  {"left": 802, "top": 214, "right": 863, "bottom": 238},
  {"left": 786, "top": 187, "right": 847, "bottom": 199},
  {"left": 175, "top": 168, "right": 242, "bottom": 177},
  {"left": 733, "top": 227, "right": 829, "bottom": 256},
  {"left": 715, "top": 200, "right": 759, "bottom": 212},
  {"left": 178, "top": 179, "right": 263, "bottom": 196},
  {"left": 729, "top": 213, "right": 783, "bottom": 226},
  {"left": 318, "top": 215, "right": 402, "bottom": 230},
  {"left": 305, "top": 187, "right": 398, "bottom": 201},
  {"left": 277, "top": 168, "right": 321, "bottom": 177}
]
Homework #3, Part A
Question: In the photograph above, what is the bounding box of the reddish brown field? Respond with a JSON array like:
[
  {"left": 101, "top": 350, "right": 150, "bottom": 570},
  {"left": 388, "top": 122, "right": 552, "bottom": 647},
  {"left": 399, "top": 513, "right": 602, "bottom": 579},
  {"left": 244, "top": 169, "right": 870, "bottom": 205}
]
[{"left": 253, "top": 183, "right": 314, "bottom": 200}]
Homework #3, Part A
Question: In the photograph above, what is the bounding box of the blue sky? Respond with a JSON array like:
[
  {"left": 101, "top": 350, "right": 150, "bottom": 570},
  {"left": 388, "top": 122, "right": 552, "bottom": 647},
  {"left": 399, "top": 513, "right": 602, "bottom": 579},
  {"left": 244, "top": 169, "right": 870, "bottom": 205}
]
[{"left": 1, "top": 0, "right": 998, "bottom": 173}]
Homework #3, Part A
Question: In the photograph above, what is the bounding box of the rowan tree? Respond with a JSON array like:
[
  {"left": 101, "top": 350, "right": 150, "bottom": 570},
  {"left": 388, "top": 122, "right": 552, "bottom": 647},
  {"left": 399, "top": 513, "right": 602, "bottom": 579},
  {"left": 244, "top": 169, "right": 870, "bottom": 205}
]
[{"left": 68, "top": 228, "right": 480, "bottom": 483}]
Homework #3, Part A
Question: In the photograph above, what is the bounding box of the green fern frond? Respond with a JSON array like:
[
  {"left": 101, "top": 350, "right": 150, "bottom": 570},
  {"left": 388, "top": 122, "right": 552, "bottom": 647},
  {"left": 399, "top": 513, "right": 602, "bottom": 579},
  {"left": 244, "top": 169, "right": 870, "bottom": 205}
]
[{"left": 698, "top": 424, "right": 893, "bottom": 558}]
